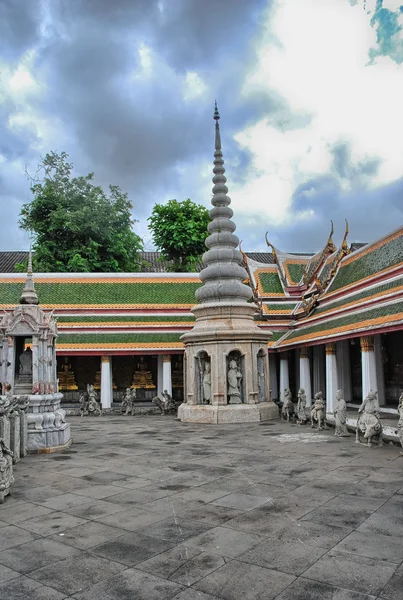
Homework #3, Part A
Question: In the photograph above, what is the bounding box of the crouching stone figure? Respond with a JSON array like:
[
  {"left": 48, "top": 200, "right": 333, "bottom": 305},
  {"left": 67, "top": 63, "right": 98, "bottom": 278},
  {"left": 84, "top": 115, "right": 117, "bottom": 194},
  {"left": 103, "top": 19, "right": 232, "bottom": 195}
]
[
  {"left": 356, "top": 390, "right": 383, "bottom": 448},
  {"left": 152, "top": 390, "right": 176, "bottom": 415}
]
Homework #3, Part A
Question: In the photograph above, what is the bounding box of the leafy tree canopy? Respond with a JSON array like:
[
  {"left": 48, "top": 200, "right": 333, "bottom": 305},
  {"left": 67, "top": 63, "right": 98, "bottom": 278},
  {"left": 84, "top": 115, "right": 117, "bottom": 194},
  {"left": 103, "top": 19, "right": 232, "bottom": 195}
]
[
  {"left": 148, "top": 199, "right": 210, "bottom": 272},
  {"left": 19, "top": 151, "right": 143, "bottom": 272}
]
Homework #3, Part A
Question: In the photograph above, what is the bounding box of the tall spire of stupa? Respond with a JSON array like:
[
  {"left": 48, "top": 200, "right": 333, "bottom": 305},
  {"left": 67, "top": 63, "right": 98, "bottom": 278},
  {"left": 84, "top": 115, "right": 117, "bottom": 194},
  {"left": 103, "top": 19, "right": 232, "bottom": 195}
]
[
  {"left": 195, "top": 103, "right": 253, "bottom": 306},
  {"left": 20, "top": 248, "right": 39, "bottom": 305}
]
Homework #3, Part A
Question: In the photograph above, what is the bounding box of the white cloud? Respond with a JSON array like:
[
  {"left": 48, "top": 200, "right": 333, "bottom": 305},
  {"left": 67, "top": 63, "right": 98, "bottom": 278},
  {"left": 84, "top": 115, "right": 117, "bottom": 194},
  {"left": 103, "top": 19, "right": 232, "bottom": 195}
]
[
  {"left": 183, "top": 71, "right": 208, "bottom": 101},
  {"left": 229, "top": 0, "right": 403, "bottom": 227}
]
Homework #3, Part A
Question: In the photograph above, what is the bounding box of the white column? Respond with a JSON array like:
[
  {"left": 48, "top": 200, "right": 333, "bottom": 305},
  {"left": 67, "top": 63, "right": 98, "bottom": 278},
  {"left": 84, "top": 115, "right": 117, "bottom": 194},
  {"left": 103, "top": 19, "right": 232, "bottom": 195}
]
[
  {"left": 299, "top": 347, "right": 312, "bottom": 407},
  {"left": 269, "top": 354, "right": 278, "bottom": 400},
  {"left": 313, "top": 345, "right": 326, "bottom": 398},
  {"left": 157, "top": 355, "right": 163, "bottom": 396},
  {"left": 100, "top": 356, "right": 113, "bottom": 409},
  {"left": 360, "top": 336, "right": 377, "bottom": 402},
  {"left": 162, "top": 354, "right": 172, "bottom": 396},
  {"left": 374, "top": 334, "right": 386, "bottom": 406},
  {"left": 325, "top": 343, "right": 338, "bottom": 413},
  {"left": 336, "top": 340, "right": 352, "bottom": 404},
  {"left": 279, "top": 352, "right": 290, "bottom": 401}
]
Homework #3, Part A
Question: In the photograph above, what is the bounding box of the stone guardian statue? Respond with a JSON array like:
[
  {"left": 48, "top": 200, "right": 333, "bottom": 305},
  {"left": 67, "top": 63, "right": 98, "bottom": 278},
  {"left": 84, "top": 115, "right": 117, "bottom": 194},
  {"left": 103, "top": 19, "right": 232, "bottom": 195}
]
[
  {"left": 296, "top": 388, "right": 307, "bottom": 425},
  {"left": 311, "top": 391, "right": 327, "bottom": 430},
  {"left": 334, "top": 389, "right": 350, "bottom": 437}
]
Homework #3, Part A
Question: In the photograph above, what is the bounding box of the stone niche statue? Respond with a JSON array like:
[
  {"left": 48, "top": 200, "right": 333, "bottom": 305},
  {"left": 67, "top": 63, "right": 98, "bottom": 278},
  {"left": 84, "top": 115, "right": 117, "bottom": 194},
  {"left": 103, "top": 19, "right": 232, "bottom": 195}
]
[
  {"left": 122, "top": 387, "right": 136, "bottom": 416},
  {"left": 334, "top": 389, "right": 350, "bottom": 437},
  {"left": 79, "top": 384, "right": 102, "bottom": 417},
  {"left": 281, "top": 388, "right": 295, "bottom": 422},
  {"left": 311, "top": 391, "right": 327, "bottom": 430},
  {"left": 0, "top": 438, "right": 14, "bottom": 503},
  {"left": 202, "top": 361, "right": 211, "bottom": 405},
  {"left": 18, "top": 347, "right": 33, "bottom": 381},
  {"left": 227, "top": 359, "right": 242, "bottom": 404},
  {"left": 397, "top": 392, "right": 403, "bottom": 455},
  {"left": 356, "top": 390, "right": 383, "bottom": 447},
  {"left": 296, "top": 388, "right": 307, "bottom": 425},
  {"left": 257, "top": 352, "right": 266, "bottom": 402}
]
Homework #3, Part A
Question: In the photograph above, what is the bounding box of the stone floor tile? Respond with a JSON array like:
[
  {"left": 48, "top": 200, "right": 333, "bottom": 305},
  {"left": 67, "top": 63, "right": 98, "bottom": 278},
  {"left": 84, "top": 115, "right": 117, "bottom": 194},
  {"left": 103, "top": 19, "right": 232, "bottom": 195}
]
[
  {"left": 107, "top": 476, "right": 153, "bottom": 489},
  {"left": 380, "top": 562, "right": 403, "bottom": 600},
  {"left": 28, "top": 552, "right": 126, "bottom": 596},
  {"left": 36, "top": 492, "right": 94, "bottom": 510},
  {"left": 275, "top": 577, "right": 377, "bottom": 600},
  {"left": 332, "top": 529, "right": 403, "bottom": 563},
  {"left": 69, "top": 483, "right": 126, "bottom": 499},
  {"left": 171, "top": 591, "right": 223, "bottom": 600},
  {"left": 91, "top": 531, "right": 175, "bottom": 566},
  {"left": 72, "top": 567, "right": 184, "bottom": 600},
  {"left": 185, "top": 525, "right": 264, "bottom": 558},
  {"left": 169, "top": 551, "right": 226, "bottom": 586},
  {"left": 0, "top": 501, "right": 53, "bottom": 525},
  {"left": 136, "top": 516, "right": 212, "bottom": 543},
  {"left": 175, "top": 502, "right": 242, "bottom": 526},
  {"left": 0, "top": 525, "right": 39, "bottom": 551},
  {"left": 356, "top": 513, "right": 403, "bottom": 536},
  {"left": 0, "top": 537, "right": 81, "bottom": 573},
  {"left": 0, "top": 578, "right": 67, "bottom": 599},
  {"left": 0, "top": 563, "right": 20, "bottom": 584},
  {"left": 95, "top": 505, "right": 167, "bottom": 530},
  {"left": 302, "top": 551, "right": 397, "bottom": 596},
  {"left": 135, "top": 544, "right": 202, "bottom": 579},
  {"left": 235, "top": 482, "right": 291, "bottom": 499},
  {"left": 194, "top": 559, "right": 295, "bottom": 600},
  {"left": 211, "top": 492, "right": 270, "bottom": 511},
  {"left": 63, "top": 498, "right": 128, "bottom": 520},
  {"left": 12, "top": 486, "right": 66, "bottom": 504},
  {"left": 105, "top": 486, "right": 178, "bottom": 505},
  {"left": 238, "top": 538, "right": 328, "bottom": 575},
  {"left": 17, "top": 511, "right": 87, "bottom": 536},
  {"left": 224, "top": 504, "right": 298, "bottom": 536},
  {"left": 48, "top": 520, "right": 127, "bottom": 550}
]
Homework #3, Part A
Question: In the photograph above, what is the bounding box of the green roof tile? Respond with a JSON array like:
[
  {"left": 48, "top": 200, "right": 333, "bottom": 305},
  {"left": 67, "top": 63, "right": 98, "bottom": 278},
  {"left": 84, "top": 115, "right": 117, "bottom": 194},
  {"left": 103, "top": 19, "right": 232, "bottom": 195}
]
[{"left": 328, "top": 234, "right": 403, "bottom": 293}]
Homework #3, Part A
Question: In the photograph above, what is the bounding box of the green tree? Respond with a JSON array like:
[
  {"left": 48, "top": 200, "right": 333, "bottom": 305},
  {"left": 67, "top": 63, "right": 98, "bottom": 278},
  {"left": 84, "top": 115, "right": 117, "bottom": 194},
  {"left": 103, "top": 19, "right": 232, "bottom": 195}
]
[
  {"left": 148, "top": 199, "right": 210, "bottom": 272},
  {"left": 19, "top": 151, "right": 143, "bottom": 272}
]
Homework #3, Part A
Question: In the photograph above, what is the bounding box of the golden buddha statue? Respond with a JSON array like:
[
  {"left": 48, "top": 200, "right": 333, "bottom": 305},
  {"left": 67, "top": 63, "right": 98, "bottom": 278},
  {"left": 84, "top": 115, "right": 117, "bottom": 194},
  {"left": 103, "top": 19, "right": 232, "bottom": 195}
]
[
  {"left": 93, "top": 370, "right": 117, "bottom": 390},
  {"left": 131, "top": 356, "right": 155, "bottom": 389},
  {"left": 58, "top": 357, "right": 78, "bottom": 391}
]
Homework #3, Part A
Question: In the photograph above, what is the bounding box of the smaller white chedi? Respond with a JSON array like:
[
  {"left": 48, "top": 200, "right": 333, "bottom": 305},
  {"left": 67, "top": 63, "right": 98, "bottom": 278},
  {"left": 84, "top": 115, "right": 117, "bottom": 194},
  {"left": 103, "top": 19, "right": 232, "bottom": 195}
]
[{"left": 0, "top": 252, "right": 71, "bottom": 451}]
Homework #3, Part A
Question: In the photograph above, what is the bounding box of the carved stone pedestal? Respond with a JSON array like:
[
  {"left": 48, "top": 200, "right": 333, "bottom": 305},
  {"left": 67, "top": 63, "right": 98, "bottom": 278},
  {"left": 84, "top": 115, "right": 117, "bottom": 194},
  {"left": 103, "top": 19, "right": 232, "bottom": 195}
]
[
  {"left": 26, "top": 393, "right": 71, "bottom": 453},
  {"left": 178, "top": 402, "right": 277, "bottom": 424}
]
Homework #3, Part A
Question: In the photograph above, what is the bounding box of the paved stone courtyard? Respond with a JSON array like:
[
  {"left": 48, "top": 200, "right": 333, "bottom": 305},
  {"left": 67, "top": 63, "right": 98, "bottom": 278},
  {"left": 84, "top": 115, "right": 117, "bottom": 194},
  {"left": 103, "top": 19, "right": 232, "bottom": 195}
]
[{"left": 1, "top": 416, "right": 403, "bottom": 600}]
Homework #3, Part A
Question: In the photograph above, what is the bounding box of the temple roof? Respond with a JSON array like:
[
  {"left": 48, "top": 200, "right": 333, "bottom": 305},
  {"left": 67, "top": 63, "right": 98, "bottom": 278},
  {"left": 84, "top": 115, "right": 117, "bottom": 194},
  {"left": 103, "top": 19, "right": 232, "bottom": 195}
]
[{"left": 0, "top": 226, "right": 400, "bottom": 352}]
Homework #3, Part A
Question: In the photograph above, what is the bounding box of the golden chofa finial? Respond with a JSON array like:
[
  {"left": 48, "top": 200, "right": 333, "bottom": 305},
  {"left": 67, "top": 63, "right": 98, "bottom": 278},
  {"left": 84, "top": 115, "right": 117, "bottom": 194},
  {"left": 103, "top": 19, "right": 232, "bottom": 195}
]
[
  {"left": 327, "top": 220, "right": 336, "bottom": 253},
  {"left": 265, "top": 232, "right": 277, "bottom": 263},
  {"left": 341, "top": 219, "right": 350, "bottom": 253}
]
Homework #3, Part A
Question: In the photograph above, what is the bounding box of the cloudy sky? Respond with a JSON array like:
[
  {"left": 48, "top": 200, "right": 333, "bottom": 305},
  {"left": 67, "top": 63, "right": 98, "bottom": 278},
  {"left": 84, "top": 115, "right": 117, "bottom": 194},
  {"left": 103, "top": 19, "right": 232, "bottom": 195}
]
[{"left": 1, "top": 0, "right": 403, "bottom": 255}]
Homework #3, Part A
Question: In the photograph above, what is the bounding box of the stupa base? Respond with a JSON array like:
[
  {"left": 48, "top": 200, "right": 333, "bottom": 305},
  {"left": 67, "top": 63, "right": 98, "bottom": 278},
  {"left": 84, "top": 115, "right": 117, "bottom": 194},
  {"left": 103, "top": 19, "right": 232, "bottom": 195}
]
[{"left": 178, "top": 402, "right": 278, "bottom": 424}]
